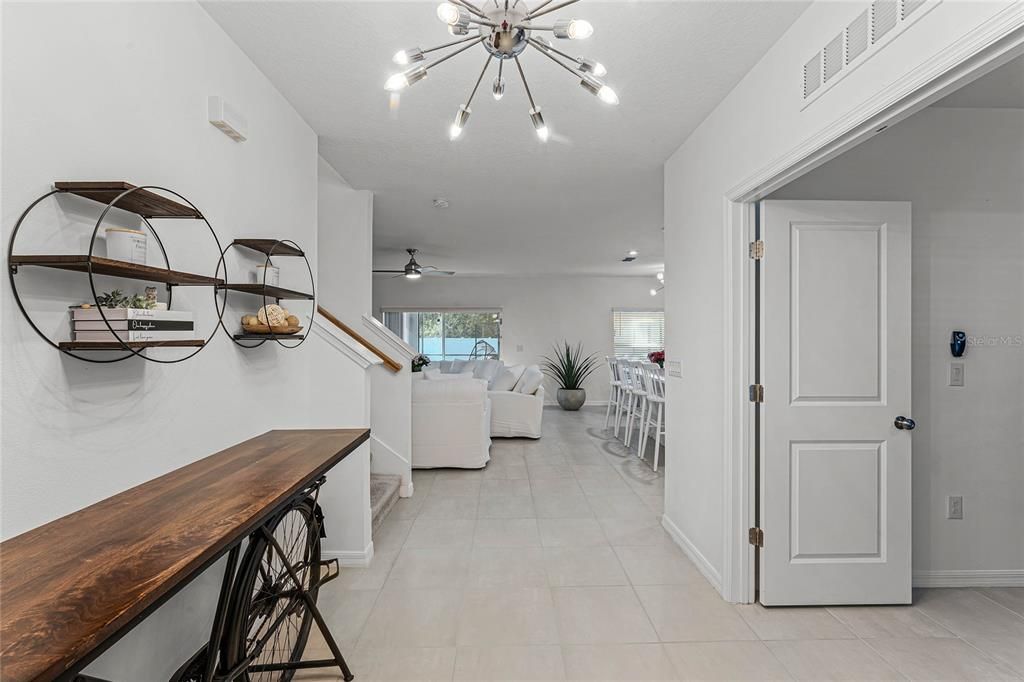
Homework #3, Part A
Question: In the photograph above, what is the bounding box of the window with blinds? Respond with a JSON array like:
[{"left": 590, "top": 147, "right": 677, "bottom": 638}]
[{"left": 612, "top": 309, "right": 665, "bottom": 360}]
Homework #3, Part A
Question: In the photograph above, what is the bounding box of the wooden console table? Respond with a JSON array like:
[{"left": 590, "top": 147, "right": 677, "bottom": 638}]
[{"left": 0, "top": 428, "right": 370, "bottom": 682}]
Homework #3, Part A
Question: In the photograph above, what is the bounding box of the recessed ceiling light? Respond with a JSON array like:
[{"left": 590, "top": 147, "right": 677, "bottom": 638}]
[
  {"left": 433, "top": 198, "right": 450, "bottom": 208},
  {"left": 628, "top": 250, "right": 639, "bottom": 257}
]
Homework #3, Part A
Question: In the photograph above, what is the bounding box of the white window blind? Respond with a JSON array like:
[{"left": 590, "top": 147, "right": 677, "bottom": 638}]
[{"left": 612, "top": 310, "right": 665, "bottom": 360}]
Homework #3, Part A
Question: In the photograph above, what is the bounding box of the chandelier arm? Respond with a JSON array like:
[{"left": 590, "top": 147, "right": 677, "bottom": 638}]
[
  {"left": 465, "top": 55, "right": 493, "bottom": 107},
  {"left": 528, "top": 37, "right": 582, "bottom": 77},
  {"left": 425, "top": 36, "right": 487, "bottom": 72},
  {"left": 532, "top": 37, "right": 582, "bottom": 64},
  {"left": 524, "top": 0, "right": 580, "bottom": 21},
  {"left": 450, "top": 0, "right": 489, "bottom": 20},
  {"left": 497, "top": 58, "right": 504, "bottom": 82},
  {"left": 422, "top": 34, "right": 483, "bottom": 56},
  {"left": 513, "top": 56, "right": 537, "bottom": 110},
  {"left": 522, "top": 0, "right": 557, "bottom": 19}
]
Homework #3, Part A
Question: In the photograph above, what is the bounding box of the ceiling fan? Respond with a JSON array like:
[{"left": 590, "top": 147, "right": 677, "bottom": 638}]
[{"left": 373, "top": 248, "right": 456, "bottom": 279}]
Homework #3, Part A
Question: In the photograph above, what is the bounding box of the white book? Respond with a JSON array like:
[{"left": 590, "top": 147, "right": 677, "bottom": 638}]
[
  {"left": 70, "top": 308, "right": 193, "bottom": 322},
  {"left": 73, "top": 330, "right": 199, "bottom": 342}
]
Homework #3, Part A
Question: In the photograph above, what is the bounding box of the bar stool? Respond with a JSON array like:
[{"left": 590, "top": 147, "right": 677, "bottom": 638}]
[
  {"left": 605, "top": 356, "right": 623, "bottom": 432},
  {"left": 614, "top": 359, "right": 633, "bottom": 440},
  {"left": 638, "top": 362, "right": 666, "bottom": 471},
  {"left": 624, "top": 360, "right": 649, "bottom": 450}
]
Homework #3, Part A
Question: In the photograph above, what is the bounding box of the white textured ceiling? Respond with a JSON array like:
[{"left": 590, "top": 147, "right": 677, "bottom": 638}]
[
  {"left": 203, "top": 1, "right": 809, "bottom": 276},
  {"left": 933, "top": 54, "right": 1024, "bottom": 110}
]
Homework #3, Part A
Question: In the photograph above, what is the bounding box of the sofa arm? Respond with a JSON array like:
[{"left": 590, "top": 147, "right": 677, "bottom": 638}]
[{"left": 487, "top": 388, "right": 544, "bottom": 438}]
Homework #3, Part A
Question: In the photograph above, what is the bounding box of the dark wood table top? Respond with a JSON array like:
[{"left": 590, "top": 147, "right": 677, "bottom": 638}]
[{"left": 0, "top": 428, "right": 369, "bottom": 682}]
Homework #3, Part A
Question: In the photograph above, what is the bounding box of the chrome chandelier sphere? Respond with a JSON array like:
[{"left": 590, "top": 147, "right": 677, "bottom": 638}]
[{"left": 385, "top": 0, "right": 618, "bottom": 142}]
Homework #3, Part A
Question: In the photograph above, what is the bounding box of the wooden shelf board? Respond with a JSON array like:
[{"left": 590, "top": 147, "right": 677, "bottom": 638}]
[
  {"left": 9, "top": 255, "right": 223, "bottom": 286},
  {"left": 59, "top": 339, "right": 205, "bottom": 351},
  {"left": 233, "top": 334, "right": 306, "bottom": 341},
  {"left": 232, "top": 239, "right": 305, "bottom": 257},
  {"left": 220, "top": 283, "right": 313, "bottom": 300},
  {"left": 55, "top": 182, "right": 201, "bottom": 219}
]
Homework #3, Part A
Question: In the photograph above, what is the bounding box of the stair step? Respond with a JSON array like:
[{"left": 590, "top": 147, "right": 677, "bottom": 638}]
[{"left": 370, "top": 473, "right": 402, "bottom": 533}]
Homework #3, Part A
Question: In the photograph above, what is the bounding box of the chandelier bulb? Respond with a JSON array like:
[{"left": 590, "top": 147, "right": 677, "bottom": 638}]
[
  {"left": 436, "top": 2, "right": 462, "bottom": 25},
  {"left": 529, "top": 107, "right": 549, "bottom": 142},
  {"left": 553, "top": 19, "right": 593, "bottom": 40},
  {"left": 393, "top": 47, "right": 425, "bottom": 66},
  {"left": 450, "top": 104, "right": 472, "bottom": 140},
  {"left": 385, "top": 65, "right": 428, "bottom": 92},
  {"left": 492, "top": 76, "right": 506, "bottom": 101},
  {"left": 576, "top": 57, "right": 607, "bottom": 78},
  {"left": 579, "top": 73, "right": 618, "bottom": 105}
]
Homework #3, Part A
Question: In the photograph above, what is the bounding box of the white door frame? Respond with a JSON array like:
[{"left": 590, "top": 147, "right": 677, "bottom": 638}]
[{"left": 718, "top": 7, "right": 1024, "bottom": 604}]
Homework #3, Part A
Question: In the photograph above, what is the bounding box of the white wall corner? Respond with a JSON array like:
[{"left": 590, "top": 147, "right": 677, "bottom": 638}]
[
  {"left": 662, "top": 513, "right": 725, "bottom": 597},
  {"left": 324, "top": 541, "right": 375, "bottom": 568},
  {"left": 361, "top": 314, "right": 417, "bottom": 362},
  {"left": 912, "top": 570, "right": 1024, "bottom": 588},
  {"left": 313, "top": 313, "right": 383, "bottom": 369}
]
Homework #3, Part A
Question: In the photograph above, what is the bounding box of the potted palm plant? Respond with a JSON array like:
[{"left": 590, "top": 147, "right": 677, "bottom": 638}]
[{"left": 541, "top": 341, "right": 601, "bottom": 411}]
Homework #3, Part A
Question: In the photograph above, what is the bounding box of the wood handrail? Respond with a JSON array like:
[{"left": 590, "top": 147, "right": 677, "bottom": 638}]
[{"left": 316, "top": 305, "right": 403, "bottom": 373}]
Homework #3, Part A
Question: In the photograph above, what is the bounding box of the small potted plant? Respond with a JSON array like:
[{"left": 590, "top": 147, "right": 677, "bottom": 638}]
[
  {"left": 541, "top": 341, "right": 600, "bottom": 411},
  {"left": 411, "top": 354, "right": 431, "bottom": 373},
  {"left": 648, "top": 350, "right": 665, "bottom": 368}
]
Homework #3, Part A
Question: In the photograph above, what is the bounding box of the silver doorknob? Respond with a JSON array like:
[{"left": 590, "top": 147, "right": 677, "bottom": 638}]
[{"left": 894, "top": 416, "right": 916, "bottom": 431}]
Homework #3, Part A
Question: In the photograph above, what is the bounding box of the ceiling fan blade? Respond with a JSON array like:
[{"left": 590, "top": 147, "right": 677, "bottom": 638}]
[
  {"left": 423, "top": 270, "right": 456, "bottom": 276},
  {"left": 373, "top": 269, "right": 405, "bottom": 273}
]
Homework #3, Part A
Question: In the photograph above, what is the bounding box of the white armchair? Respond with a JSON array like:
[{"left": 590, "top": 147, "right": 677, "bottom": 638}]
[
  {"left": 488, "top": 385, "right": 545, "bottom": 438},
  {"left": 411, "top": 375, "right": 491, "bottom": 468}
]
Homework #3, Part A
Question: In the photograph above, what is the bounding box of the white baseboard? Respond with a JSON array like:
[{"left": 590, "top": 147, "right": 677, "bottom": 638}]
[
  {"left": 400, "top": 480, "right": 414, "bottom": 498},
  {"left": 661, "top": 514, "right": 724, "bottom": 595},
  {"left": 324, "top": 541, "right": 374, "bottom": 568},
  {"left": 913, "top": 569, "right": 1024, "bottom": 588}
]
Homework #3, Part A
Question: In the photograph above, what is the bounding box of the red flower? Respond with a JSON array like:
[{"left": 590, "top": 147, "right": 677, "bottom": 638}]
[{"left": 648, "top": 350, "right": 665, "bottom": 363}]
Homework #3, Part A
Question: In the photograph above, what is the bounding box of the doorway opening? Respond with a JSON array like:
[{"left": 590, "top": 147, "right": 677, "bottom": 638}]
[{"left": 748, "top": 53, "right": 1024, "bottom": 605}]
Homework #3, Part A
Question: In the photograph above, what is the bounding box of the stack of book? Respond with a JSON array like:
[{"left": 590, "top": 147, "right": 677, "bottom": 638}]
[{"left": 70, "top": 308, "right": 196, "bottom": 343}]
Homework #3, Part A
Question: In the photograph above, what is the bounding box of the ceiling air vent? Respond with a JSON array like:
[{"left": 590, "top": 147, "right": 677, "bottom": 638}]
[
  {"left": 803, "top": 52, "right": 822, "bottom": 98},
  {"left": 846, "top": 11, "right": 869, "bottom": 64},
  {"left": 823, "top": 32, "right": 844, "bottom": 82},
  {"left": 872, "top": 0, "right": 898, "bottom": 43},
  {"left": 902, "top": 0, "right": 926, "bottom": 18}
]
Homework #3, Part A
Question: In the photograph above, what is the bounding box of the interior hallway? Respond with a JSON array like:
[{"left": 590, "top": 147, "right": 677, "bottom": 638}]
[{"left": 301, "top": 408, "right": 1024, "bottom": 680}]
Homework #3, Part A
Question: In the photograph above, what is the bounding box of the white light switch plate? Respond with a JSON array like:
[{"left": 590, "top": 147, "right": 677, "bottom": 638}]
[
  {"left": 949, "top": 362, "right": 965, "bottom": 387},
  {"left": 666, "top": 360, "right": 682, "bottom": 378}
]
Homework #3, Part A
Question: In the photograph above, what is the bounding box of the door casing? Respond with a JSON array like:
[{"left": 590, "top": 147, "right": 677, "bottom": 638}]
[{"left": 717, "top": 27, "right": 1024, "bottom": 604}]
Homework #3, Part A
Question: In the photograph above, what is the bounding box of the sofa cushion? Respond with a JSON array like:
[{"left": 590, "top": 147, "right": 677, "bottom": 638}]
[
  {"left": 446, "top": 359, "right": 468, "bottom": 374},
  {"left": 504, "top": 364, "right": 526, "bottom": 385},
  {"left": 472, "top": 359, "right": 504, "bottom": 385},
  {"left": 491, "top": 368, "right": 519, "bottom": 392},
  {"left": 515, "top": 366, "right": 544, "bottom": 395},
  {"left": 425, "top": 369, "right": 474, "bottom": 381},
  {"left": 423, "top": 368, "right": 442, "bottom": 380}
]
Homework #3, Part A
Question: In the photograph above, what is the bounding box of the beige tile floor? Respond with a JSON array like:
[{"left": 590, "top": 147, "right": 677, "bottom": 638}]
[{"left": 300, "top": 407, "right": 1024, "bottom": 681}]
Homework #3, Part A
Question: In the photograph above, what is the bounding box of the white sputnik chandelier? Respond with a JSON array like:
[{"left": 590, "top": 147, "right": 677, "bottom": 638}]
[{"left": 385, "top": 0, "right": 618, "bottom": 141}]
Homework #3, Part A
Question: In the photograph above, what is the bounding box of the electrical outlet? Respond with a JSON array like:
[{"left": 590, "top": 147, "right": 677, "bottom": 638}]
[
  {"left": 949, "top": 362, "right": 965, "bottom": 387},
  {"left": 947, "top": 495, "right": 963, "bottom": 519}
]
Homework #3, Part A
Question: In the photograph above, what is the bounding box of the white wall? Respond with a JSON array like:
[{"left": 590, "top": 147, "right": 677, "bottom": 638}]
[
  {"left": 373, "top": 275, "right": 661, "bottom": 400},
  {"left": 771, "top": 106, "right": 1024, "bottom": 578},
  {"left": 318, "top": 157, "right": 374, "bottom": 324},
  {"left": 1, "top": 3, "right": 369, "bottom": 678},
  {"left": 663, "top": 0, "right": 1021, "bottom": 598}
]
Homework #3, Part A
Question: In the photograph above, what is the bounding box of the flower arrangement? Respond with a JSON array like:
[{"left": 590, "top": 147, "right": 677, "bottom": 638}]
[
  {"left": 93, "top": 288, "right": 156, "bottom": 310},
  {"left": 411, "top": 354, "right": 431, "bottom": 373},
  {"left": 648, "top": 350, "right": 665, "bottom": 368}
]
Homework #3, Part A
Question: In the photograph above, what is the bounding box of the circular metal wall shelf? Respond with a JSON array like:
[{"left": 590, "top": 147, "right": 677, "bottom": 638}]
[
  {"left": 216, "top": 238, "right": 315, "bottom": 350},
  {"left": 7, "top": 182, "right": 226, "bottom": 364}
]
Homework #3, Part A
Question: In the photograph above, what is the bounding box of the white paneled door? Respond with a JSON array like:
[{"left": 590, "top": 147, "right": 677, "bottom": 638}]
[{"left": 760, "top": 200, "right": 912, "bottom": 606}]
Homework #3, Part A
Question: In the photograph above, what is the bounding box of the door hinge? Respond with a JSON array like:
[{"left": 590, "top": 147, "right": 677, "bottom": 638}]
[
  {"left": 748, "top": 384, "right": 764, "bottom": 403},
  {"left": 749, "top": 240, "right": 765, "bottom": 260},
  {"left": 749, "top": 527, "right": 764, "bottom": 547}
]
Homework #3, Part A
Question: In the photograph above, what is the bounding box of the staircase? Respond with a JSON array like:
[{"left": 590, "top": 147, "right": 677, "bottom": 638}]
[{"left": 370, "top": 473, "right": 401, "bottom": 532}]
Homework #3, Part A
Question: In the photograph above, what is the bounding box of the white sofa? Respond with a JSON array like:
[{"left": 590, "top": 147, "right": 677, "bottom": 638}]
[
  {"left": 420, "top": 360, "right": 545, "bottom": 439},
  {"left": 411, "top": 375, "right": 491, "bottom": 468}
]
